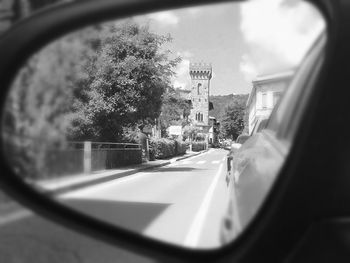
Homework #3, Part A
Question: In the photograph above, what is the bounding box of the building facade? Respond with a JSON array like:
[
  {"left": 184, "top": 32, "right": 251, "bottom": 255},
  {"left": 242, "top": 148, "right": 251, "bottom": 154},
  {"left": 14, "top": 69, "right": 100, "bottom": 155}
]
[{"left": 247, "top": 70, "right": 294, "bottom": 135}]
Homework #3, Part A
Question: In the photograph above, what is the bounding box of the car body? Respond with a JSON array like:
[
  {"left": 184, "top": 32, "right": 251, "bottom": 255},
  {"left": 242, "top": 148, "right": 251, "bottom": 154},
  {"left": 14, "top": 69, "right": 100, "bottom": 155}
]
[
  {"left": 235, "top": 134, "right": 250, "bottom": 145},
  {"left": 222, "top": 32, "right": 326, "bottom": 244}
]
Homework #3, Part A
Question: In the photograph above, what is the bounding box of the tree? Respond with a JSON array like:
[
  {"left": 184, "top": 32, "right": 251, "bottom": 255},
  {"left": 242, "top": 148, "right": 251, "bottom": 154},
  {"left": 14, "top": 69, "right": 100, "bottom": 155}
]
[
  {"left": 182, "top": 125, "right": 201, "bottom": 141},
  {"left": 209, "top": 94, "right": 249, "bottom": 123},
  {"left": 159, "top": 87, "right": 191, "bottom": 136},
  {"left": 221, "top": 103, "right": 246, "bottom": 140},
  {"left": 3, "top": 32, "right": 89, "bottom": 178},
  {"left": 69, "top": 21, "right": 180, "bottom": 141},
  {"left": 3, "top": 20, "right": 179, "bottom": 178}
]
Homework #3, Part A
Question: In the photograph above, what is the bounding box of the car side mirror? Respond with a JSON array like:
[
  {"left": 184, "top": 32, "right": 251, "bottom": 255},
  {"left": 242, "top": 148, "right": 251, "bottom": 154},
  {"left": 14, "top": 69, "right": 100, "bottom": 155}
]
[{"left": 0, "top": 0, "right": 328, "bottom": 261}]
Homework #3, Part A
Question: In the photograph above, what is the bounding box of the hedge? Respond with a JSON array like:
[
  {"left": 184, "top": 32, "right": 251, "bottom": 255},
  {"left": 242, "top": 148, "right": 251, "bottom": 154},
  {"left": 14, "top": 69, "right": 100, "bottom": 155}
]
[
  {"left": 175, "top": 140, "right": 187, "bottom": 155},
  {"left": 192, "top": 141, "right": 206, "bottom": 152},
  {"left": 150, "top": 138, "right": 187, "bottom": 159}
]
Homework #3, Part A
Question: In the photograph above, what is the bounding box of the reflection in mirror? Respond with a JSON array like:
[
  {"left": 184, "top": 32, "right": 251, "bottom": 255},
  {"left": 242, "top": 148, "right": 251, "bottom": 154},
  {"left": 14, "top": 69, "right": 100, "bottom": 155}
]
[{"left": 2, "top": 0, "right": 325, "bottom": 248}]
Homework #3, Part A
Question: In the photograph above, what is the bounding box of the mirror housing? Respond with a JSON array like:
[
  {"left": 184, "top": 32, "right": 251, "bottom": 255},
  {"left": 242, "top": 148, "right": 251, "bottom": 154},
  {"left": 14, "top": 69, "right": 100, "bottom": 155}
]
[{"left": 0, "top": 0, "right": 336, "bottom": 262}]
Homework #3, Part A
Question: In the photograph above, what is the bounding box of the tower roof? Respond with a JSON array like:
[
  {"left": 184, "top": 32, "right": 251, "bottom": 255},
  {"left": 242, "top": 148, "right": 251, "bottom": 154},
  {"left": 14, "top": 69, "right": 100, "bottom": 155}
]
[
  {"left": 190, "top": 62, "right": 212, "bottom": 71},
  {"left": 189, "top": 62, "right": 212, "bottom": 78}
]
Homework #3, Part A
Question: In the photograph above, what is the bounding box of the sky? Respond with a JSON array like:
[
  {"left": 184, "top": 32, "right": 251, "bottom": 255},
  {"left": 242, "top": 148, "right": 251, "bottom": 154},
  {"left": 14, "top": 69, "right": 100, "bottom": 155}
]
[{"left": 133, "top": 0, "right": 325, "bottom": 95}]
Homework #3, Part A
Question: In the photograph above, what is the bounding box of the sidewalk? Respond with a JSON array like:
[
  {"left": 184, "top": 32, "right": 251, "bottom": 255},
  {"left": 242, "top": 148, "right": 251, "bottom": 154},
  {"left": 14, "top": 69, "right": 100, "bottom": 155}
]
[{"left": 31, "top": 150, "right": 206, "bottom": 196}]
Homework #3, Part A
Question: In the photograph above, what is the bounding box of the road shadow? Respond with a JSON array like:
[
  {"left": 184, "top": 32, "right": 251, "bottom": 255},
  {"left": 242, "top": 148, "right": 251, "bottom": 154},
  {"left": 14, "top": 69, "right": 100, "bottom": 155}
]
[{"left": 60, "top": 199, "right": 171, "bottom": 233}]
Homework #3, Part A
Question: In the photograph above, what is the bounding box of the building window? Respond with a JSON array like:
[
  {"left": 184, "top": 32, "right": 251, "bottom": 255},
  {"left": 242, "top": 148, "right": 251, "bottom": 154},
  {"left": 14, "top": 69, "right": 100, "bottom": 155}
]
[
  {"left": 273, "top": 92, "right": 282, "bottom": 107},
  {"left": 197, "top": 83, "right": 202, "bottom": 95},
  {"left": 262, "top": 93, "right": 267, "bottom": 108},
  {"left": 196, "top": 112, "right": 204, "bottom": 122}
]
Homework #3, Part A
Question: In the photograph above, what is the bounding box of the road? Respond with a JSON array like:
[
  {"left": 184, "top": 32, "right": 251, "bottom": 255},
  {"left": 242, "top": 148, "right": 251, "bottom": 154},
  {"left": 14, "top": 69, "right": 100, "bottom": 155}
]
[
  {"left": 61, "top": 148, "right": 229, "bottom": 248},
  {"left": 0, "top": 148, "right": 230, "bottom": 262}
]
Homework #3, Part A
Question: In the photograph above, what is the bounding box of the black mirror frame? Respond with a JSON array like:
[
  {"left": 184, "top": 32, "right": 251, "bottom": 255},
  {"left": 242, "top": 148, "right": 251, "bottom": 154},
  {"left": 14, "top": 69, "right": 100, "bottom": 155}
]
[{"left": 0, "top": 0, "right": 340, "bottom": 262}]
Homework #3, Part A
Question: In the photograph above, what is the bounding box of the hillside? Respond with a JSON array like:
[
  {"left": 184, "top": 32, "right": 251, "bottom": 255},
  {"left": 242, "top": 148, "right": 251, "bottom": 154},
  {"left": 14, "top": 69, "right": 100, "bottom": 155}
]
[{"left": 209, "top": 94, "right": 249, "bottom": 122}]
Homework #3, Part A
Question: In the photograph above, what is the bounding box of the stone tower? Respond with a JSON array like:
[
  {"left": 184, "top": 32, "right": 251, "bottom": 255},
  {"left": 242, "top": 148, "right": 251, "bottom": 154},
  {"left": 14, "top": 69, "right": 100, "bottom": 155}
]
[{"left": 189, "top": 62, "right": 212, "bottom": 127}]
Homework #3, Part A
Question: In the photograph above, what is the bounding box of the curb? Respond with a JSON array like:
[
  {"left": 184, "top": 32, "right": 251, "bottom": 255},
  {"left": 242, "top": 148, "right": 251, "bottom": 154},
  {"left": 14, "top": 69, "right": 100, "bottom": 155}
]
[{"left": 45, "top": 150, "right": 208, "bottom": 196}]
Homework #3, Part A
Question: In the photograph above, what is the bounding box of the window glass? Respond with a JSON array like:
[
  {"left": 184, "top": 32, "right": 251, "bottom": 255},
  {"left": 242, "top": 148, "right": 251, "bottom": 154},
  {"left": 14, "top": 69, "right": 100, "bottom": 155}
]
[
  {"left": 261, "top": 93, "right": 267, "bottom": 108},
  {"left": 273, "top": 91, "right": 282, "bottom": 106}
]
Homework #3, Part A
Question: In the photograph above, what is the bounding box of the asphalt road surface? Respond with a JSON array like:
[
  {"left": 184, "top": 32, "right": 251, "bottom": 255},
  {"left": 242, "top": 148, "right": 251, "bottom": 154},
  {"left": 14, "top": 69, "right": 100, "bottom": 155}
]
[{"left": 0, "top": 148, "right": 230, "bottom": 262}]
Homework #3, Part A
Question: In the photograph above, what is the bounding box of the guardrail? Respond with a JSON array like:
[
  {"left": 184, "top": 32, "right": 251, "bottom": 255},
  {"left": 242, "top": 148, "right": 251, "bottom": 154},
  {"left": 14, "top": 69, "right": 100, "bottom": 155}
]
[
  {"left": 2, "top": 130, "right": 144, "bottom": 178},
  {"left": 45, "top": 141, "right": 142, "bottom": 176}
]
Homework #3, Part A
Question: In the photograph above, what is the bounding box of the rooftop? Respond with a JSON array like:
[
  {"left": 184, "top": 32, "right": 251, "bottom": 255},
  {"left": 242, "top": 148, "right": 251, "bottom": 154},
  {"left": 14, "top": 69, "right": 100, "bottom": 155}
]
[
  {"left": 253, "top": 70, "right": 295, "bottom": 84},
  {"left": 189, "top": 62, "right": 212, "bottom": 72},
  {"left": 247, "top": 69, "right": 295, "bottom": 107}
]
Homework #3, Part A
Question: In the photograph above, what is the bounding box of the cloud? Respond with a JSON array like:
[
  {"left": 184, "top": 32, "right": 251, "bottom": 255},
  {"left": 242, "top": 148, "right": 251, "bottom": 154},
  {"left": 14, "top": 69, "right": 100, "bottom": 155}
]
[
  {"left": 147, "top": 11, "right": 179, "bottom": 26},
  {"left": 176, "top": 50, "right": 193, "bottom": 59},
  {"left": 173, "top": 80, "right": 187, "bottom": 89},
  {"left": 186, "top": 7, "right": 201, "bottom": 16},
  {"left": 172, "top": 58, "right": 191, "bottom": 89},
  {"left": 239, "top": 0, "right": 325, "bottom": 81},
  {"left": 239, "top": 54, "right": 257, "bottom": 82}
]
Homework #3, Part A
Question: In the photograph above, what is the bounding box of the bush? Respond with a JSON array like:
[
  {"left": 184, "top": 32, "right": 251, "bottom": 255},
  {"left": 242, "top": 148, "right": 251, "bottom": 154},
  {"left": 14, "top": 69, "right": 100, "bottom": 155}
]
[
  {"left": 149, "top": 145, "right": 156, "bottom": 161},
  {"left": 175, "top": 140, "right": 187, "bottom": 155},
  {"left": 149, "top": 138, "right": 175, "bottom": 159},
  {"left": 192, "top": 141, "right": 206, "bottom": 152},
  {"left": 150, "top": 138, "right": 187, "bottom": 159}
]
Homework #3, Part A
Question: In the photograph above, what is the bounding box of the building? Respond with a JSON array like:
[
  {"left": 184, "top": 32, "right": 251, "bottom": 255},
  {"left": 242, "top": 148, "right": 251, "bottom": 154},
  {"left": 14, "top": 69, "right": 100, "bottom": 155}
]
[
  {"left": 185, "top": 62, "right": 220, "bottom": 146},
  {"left": 246, "top": 70, "right": 294, "bottom": 135},
  {"left": 189, "top": 62, "right": 212, "bottom": 133},
  {"left": 208, "top": 116, "right": 220, "bottom": 145}
]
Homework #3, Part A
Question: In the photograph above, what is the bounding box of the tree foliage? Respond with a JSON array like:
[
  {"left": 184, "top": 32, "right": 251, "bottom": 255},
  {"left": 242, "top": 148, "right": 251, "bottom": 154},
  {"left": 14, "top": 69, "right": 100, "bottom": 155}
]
[
  {"left": 4, "top": 20, "right": 179, "bottom": 178},
  {"left": 209, "top": 94, "right": 248, "bottom": 121},
  {"left": 69, "top": 21, "right": 180, "bottom": 141},
  {"left": 159, "top": 87, "right": 191, "bottom": 136},
  {"left": 182, "top": 125, "right": 202, "bottom": 141},
  {"left": 221, "top": 102, "right": 246, "bottom": 140},
  {"left": 4, "top": 32, "right": 88, "bottom": 177}
]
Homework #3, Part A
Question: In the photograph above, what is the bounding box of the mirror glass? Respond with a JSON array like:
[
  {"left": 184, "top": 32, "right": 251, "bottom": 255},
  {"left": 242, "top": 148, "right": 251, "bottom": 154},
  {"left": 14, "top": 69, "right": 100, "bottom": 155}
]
[{"left": 1, "top": 0, "right": 325, "bottom": 248}]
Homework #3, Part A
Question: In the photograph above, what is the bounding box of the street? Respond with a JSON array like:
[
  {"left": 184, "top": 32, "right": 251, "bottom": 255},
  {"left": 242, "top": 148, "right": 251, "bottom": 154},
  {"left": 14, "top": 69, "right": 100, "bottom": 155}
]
[
  {"left": 0, "top": 148, "right": 230, "bottom": 262},
  {"left": 61, "top": 148, "right": 229, "bottom": 248}
]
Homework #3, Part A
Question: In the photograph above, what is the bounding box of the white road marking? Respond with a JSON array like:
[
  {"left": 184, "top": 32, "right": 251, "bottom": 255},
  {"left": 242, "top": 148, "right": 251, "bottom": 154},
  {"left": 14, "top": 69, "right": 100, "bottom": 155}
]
[
  {"left": 196, "top": 161, "right": 206, "bottom": 164},
  {"left": 211, "top": 160, "right": 220, "bottom": 164},
  {"left": 0, "top": 209, "right": 32, "bottom": 226},
  {"left": 181, "top": 160, "right": 193, "bottom": 165},
  {"left": 184, "top": 163, "right": 224, "bottom": 247}
]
